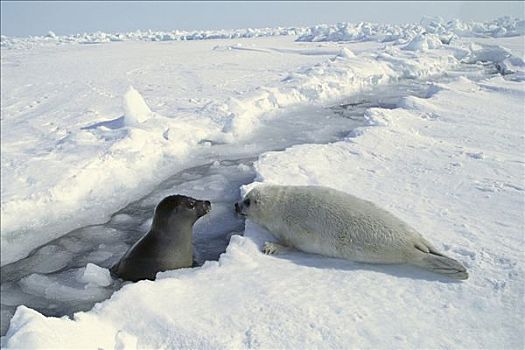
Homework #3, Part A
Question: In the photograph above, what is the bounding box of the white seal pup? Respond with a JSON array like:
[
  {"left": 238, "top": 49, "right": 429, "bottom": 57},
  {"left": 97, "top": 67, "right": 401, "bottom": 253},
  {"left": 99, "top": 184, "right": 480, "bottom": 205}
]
[
  {"left": 235, "top": 185, "right": 468, "bottom": 279},
  {"left": 111, "top": 195, "right": 211, "bottom": 282}
]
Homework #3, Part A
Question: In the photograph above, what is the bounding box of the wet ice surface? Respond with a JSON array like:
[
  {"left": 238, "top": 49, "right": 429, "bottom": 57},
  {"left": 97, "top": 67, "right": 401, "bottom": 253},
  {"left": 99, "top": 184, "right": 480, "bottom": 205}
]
[{"left": 0, "top": 73, "right": 486, "bottom": 335}]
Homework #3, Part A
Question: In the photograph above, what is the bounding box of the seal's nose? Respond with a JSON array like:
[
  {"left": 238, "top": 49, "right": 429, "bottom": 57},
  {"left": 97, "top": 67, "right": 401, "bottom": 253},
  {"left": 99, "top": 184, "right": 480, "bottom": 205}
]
[
  {"left": 204, "top": 200, "right": 211, "bottom": 212},
  {"left": 234, "top": 202, "right": 241, "bottom": 214}
]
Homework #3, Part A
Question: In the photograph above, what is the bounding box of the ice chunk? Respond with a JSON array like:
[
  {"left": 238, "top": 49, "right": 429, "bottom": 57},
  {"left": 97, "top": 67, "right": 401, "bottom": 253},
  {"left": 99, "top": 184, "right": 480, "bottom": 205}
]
[
  {"left": 111, "top": 214, "right": 134, "bottom": 224},
  {"left": 497, "top": 56, "right": 525, "bottom": 74},
  {"left": 122, "top": 86, "right": 153, "bottom": 126},
  {"left": 78, "top": 263, "right": 112, "bottom": 287},
  {"left": 337, "top": 47, "right": 356, "bottom": 59},
  {"left": 20, "top": 271, "right": 112, "bottom": 302},
  {"left": 464, "top": 44, "right": 512, "bottom": 63},
  {"left": 297, "top": 17, "right": 524, "bottom": 44},
  {"left": 45, "top": 31, "right": 57, "bottom": 39},
  {"left": 403, "top": 34, "right": 442, "bottom": 51}
]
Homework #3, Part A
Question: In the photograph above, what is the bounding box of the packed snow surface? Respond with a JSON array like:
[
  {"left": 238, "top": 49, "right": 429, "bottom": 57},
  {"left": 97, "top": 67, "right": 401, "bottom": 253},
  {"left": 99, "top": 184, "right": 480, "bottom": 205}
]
[
  {"left": 3, "top": 71, "right": 524, "bottom": 350},
  {"left": 2, "top": 34, "right": 470, "bottom": 266},
  {"left": 1, "top": 17, "right": 524, "bottom": 348}
]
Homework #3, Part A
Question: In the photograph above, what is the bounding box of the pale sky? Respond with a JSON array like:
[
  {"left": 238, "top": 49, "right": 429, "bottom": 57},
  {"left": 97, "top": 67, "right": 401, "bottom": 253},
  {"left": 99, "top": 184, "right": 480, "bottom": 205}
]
[{"left": 1, "top": 1, "right": 524, "bottom": 37}]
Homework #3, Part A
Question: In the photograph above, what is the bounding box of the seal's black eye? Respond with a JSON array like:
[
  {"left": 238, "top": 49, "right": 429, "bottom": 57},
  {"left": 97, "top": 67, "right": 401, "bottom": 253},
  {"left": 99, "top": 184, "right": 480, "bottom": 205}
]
[
  {"left": 187, "top": 201, "right": 195, "bottom": 209},
  {"left": 243, "top": 198, "right": 250, "bottom": 207}
]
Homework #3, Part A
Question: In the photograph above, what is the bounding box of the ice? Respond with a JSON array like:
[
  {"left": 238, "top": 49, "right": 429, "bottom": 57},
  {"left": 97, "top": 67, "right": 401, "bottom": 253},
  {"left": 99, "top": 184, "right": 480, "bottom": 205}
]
[
  {"left": 461, "top": 43, "right": 525, "bottom": 79},
  {"left": 19, "top": 271, "right": 113, "bottom": 302},
  {"left": 0, "top": 25, "right": 310, "bottom": 49},
  {"left": 337, "top": 47, "right": 355, "bottom": 58},
  {"left": 2, "top": 34, "right": 459, "bottom": 267},
  {"left": 114, "top": 331, "right": 138, "bottom": 350},
  {"left": 111, "top": 214, "right": 134, "bottom": 224},
  {"left": 122, "top": 86, "right": 154, "bottom": 125},
  {"left": 402, "top": 33, "right": 443, "bottom": 51},
  {"left": 2, "top": 17, "right": 522, "bottom": 51},
  {"left": 18, "top": 245, "right": 71, "bottom": 275},
  {"left": 85, "top": 250, "right": 114, "bottom": 264},
  {"left": 464, "top": 43, "right": 513, "bottom": 63},
  {"left": 2, "top": 35, "right": 346, "bottom": 266},
  {"left": 1, "top": 17, "right": 524, "bottom": 349},
  {"left": 0, "top": 68, "right": 437, "bottom": 337},
  {"left": 498, "top": 59, "right": 525, "bottom": 81},
  {"left": 297, "top": 22, "right": 419, "bottom": 43},
  {"left": 297, "top": 17, "right": 524, "bottom": 44},
  {"left": 78, "top": 264, "right": 112, "bottom": 287}
]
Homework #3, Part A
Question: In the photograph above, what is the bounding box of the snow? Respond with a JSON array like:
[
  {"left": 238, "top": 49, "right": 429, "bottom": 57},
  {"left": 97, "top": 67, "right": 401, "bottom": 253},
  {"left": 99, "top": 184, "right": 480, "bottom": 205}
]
[
  {"left": 1, "top": 17, "right": 524, "bottom": 349},
  {"left": 2, "top": 17, "right": 522, "bottom": 51},
  {"left": 460, "top": 42, "right": 525, "bottom": 80},
  {"left": 122, "top": 86, "right": 154, "bottom": 125},
  {"left": 1, "top": 34, "right": 461, "bottom": 267},
  {"left": 0, "top": 26, "right": 310, "bottom": 49},
  {"left": 337, "top": 47, "right": 355, "bottom": 58},
  {"left": 297, "top": 16, "right": 524, "bottom": 44},
  {"left": 402, "top": 33, "right": 443, "bottom": 51},
  {"left": 0, "top": 37, "right": 339, "bottom": 266}
]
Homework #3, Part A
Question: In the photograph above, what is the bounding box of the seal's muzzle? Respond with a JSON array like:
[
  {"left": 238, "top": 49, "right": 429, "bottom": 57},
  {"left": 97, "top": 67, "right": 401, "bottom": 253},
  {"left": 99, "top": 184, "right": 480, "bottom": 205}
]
[{"left": 197, "top": 200, "right": 212, "bottom": 217}]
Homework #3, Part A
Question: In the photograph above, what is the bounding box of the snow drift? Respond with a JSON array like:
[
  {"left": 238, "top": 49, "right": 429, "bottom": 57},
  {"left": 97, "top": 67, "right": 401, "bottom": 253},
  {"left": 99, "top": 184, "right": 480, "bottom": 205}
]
[
  {"left": 1, "top": 16, "right": 524, "bottom": 349},
  {"left": 2, "top": 18, "right": 524, "bottom": 266},
  {"left": 0, "top": 30, "right": 462, "bottom": 266},
  {"left": 3, "top": 70, "right": 523, "bottom": 350}
]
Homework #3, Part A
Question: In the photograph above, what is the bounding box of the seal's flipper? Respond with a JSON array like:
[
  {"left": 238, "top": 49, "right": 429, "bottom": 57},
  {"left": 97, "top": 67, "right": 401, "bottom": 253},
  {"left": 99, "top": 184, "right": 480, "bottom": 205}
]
[
  {"left": 263, "top": 241, "right": 291, "bottom": 255},
  {"left": 415, "top": 252, "right": 469, "bottom": 280}
]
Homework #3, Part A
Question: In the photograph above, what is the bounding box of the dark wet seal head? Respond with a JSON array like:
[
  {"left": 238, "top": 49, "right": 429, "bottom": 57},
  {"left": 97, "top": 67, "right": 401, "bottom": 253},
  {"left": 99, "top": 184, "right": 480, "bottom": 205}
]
[
  {"left": 153, "top": 195, "right": 211, "bottom": 229},
  {"left": 112, "top": 194, "right": 211, "bottom": 281}
]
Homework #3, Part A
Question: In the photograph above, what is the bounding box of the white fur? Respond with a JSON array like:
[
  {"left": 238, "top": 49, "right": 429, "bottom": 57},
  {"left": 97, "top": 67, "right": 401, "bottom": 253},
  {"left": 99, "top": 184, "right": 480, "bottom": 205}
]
[{"left": 238, "top": 185, "right": 468, "bottom": 279}]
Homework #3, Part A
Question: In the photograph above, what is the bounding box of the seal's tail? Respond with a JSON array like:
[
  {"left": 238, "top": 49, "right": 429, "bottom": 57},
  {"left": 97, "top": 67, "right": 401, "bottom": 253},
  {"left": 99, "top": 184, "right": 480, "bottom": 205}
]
[{"left": 413, "top": 243, "right": 469, "bottom": 280}]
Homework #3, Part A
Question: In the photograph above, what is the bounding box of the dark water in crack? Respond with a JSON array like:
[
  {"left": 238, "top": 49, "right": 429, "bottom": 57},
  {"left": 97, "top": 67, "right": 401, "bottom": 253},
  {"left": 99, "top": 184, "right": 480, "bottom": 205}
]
[{"left": 0, "top": 74, "right": 482, "bottom": 335}]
